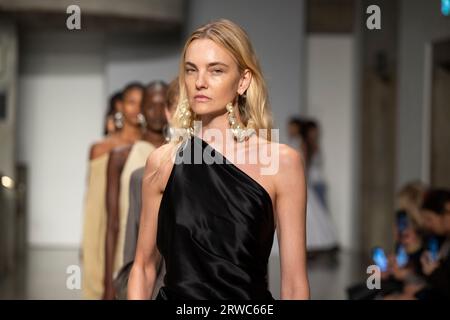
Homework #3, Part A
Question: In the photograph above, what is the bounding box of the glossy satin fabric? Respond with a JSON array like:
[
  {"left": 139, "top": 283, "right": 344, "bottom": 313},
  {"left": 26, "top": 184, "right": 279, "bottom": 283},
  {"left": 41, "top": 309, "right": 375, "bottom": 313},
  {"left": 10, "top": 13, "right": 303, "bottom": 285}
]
[{"left": 156, "top": 135, "right": 275, "bottom": 300}]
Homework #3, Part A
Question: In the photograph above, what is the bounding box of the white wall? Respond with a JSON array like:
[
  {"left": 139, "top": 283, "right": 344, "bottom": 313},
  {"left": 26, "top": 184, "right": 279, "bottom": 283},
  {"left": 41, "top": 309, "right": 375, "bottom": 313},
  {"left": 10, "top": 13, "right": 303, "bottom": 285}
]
[
  {"left": 17, "top": 32, "right": 106, "bottom": 247},
  {"left": 306, "top": 35, "right": 356, "bottom": 250},
  {"left": 105, "top": 34, "right": 180, "bottom": 93}
]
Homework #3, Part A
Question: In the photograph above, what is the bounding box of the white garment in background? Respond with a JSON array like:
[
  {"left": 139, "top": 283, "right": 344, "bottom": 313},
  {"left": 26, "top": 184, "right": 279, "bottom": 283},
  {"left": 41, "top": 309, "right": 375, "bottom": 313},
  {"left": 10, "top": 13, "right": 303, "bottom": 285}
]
[
  {"left": 306, "top": 185, "right": 338, "bottom": 251},
  {"left": 286, "top": 142, "right": 339, "bottom": 251}
]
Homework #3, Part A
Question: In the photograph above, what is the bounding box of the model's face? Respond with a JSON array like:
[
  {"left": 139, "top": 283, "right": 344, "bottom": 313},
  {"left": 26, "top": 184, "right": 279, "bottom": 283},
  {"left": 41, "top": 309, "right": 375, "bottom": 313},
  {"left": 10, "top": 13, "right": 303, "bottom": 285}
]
[
  {"left": 121, "top": 88, "right": 143, "bottom": 126},
  {"left": 142, "top": 88, "right": 167, "bottom": 132},
  {"left": 184, "top": 38, "right": 250, "bottom": 117}
]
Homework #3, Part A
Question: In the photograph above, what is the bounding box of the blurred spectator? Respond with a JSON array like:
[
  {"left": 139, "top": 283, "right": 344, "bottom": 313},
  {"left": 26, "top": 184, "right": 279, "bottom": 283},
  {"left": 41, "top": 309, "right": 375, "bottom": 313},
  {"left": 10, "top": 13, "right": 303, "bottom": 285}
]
[
  {"left": 396, "top": 181, "right": 427, "bottom": 229},
  {"left": 382, "top": 188, "right": 450, "bottom": 300},
  {"left": 415, "top": 189, "right": 450, "bottom": 300},
  {"left": 391, "top": 182, "right": 428, "bottom": 279},
  {"left": 287, "top": 117, "right": 305, "bottom": 152},
  {"left": 287, "top": 117, "right": 338, "bottom": 256},
  {"left": 348, "top": 182, "right": 429, "bottom": 300},
  {"left": 300, "top": 120, "right": 328, "bottom": 210}
]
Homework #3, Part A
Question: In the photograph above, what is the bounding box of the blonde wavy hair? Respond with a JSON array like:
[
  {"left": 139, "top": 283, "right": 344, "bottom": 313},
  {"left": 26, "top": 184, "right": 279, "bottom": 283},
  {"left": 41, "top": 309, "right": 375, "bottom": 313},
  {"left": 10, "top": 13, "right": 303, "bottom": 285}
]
[{"left": 171, "top": 19, "right": 273, "bottom": 142}]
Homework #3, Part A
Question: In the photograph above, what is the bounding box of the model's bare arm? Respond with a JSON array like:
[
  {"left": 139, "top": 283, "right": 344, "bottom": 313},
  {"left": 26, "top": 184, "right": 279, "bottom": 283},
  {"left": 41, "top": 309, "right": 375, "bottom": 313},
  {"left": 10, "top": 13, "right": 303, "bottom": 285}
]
[
  {"left": 128, "top": 144, "right": 173, "bottom": 299},
  {"left": 274, "top": 145, "right": 310, "bottom": 300},
  {"left": 104, "top": 147, "right": 130, "bottom": 299}
]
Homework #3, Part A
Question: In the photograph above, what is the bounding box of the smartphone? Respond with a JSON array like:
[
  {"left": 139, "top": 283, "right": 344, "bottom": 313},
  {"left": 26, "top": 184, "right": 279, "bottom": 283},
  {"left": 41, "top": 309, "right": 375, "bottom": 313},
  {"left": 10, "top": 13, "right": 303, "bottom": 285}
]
[
  {"left": 396, "top": 210, "right": 409, "bottom": 235},
  {"left": 428, "top": 236, "right": 440, "bottom": 262},
  {"left": 396, "top": 244, "right": 409, "bottom": 268},
  {"left": 372, "top": 247, "right": 388, "bottom": 272}
]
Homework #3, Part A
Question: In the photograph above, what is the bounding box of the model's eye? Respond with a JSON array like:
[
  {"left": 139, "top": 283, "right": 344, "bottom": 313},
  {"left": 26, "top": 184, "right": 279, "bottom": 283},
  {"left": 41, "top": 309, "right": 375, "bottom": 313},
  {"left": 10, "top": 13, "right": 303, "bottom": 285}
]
[
  {"left": 185, "top": 68, "right": 196, "bottom": 74},
  {"left": 211, "top": 69, "right": 223, "bottom": 74}
]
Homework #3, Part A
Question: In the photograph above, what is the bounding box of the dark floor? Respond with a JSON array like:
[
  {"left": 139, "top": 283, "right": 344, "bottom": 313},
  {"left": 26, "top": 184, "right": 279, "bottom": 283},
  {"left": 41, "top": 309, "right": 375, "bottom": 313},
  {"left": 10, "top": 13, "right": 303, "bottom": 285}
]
[{"left": 0, "top": 248, "right": 367, "bottom": 299}]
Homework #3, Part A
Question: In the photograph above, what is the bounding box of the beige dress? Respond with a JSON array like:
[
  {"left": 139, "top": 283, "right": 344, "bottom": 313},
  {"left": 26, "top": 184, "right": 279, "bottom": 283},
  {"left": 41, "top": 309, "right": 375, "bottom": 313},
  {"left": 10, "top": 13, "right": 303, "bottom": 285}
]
[
  {"left": 113, "top": 140, "right": 155, "bottom": 276},
  {"left": 81, "top": 153, "right": 109, "bottom": 299}
]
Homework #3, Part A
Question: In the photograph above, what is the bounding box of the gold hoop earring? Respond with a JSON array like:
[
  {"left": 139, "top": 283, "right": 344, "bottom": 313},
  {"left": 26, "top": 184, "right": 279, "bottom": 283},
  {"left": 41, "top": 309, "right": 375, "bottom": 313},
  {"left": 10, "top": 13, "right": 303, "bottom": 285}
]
[{"left": 226, "top": 102, "right": 255, "bottom": 142}]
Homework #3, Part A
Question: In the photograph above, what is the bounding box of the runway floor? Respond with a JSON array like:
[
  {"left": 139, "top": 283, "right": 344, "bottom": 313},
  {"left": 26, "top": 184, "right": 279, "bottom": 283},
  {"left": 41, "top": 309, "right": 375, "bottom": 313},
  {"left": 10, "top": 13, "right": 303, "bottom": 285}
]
[{"left": 0, "top": 248, "right": 367, "bottom": 299}]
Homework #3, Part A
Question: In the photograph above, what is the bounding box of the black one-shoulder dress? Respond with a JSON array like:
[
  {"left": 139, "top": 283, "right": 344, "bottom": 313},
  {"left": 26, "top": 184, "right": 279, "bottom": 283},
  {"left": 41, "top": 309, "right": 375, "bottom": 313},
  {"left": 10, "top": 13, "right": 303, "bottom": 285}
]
[{"left": 156, "top": 135, "right": 275, "bottom": 300}]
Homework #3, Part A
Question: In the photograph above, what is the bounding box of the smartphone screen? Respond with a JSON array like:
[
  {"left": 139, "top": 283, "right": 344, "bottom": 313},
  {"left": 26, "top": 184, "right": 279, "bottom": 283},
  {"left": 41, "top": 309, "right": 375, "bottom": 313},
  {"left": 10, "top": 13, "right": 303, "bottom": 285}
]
[
  {"left": 428, "top": 237, "right": 440, "bottom": 262},
  {"left": 372, "top": 247, "right": 388, "bottom": 272},
  {"left": 396, "top": 210, "right": 409, "bottom": 235},
  {"left": 396, "top": 245, "right": 409, "bottom": 267}
]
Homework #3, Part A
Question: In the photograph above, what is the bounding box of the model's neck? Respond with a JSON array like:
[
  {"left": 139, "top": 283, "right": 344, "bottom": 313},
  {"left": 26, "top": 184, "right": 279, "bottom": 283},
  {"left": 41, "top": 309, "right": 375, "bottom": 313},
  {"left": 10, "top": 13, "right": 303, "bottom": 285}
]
[
  {"left": 142, "top": 129, "right": 166, "bottom": 148},
  {"left": 198, "top": 107, "right": 243, "bottom": 146},
  {"left": 119, "top": 123, "right": 141, "bottom": 143}
]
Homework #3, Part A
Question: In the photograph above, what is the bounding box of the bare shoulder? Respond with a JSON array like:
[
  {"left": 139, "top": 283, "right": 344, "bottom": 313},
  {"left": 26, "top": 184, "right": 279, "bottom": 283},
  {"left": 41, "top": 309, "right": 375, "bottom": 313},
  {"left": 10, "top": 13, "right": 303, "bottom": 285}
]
[
  {"left": 270, "top": 143, "right": 306, "bottom": 205},
  {"left": 255, "top": 136, "right": 304, "bottom": 168},
  {"left": 143, "top": 142, "right": 178, "bottom": 192},
  {"left": 278, "top": 143, "right": 304, "bottom": 170},
  {"left": 145, "top": 143, "right": 176, "bottom": 171},
  {"left": 257, "top": 136, "right": 305, "bottom": 181},
  {"left": 89, "top": 140, "right": 108, "bottom": 160},
  {"left": 89, "top": 135, "right": 122, "bottom": 160}
]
